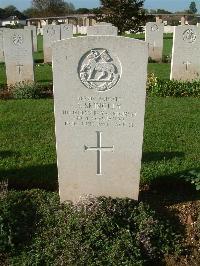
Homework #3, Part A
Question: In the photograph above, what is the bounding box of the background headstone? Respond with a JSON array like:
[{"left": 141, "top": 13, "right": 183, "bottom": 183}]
[
  {"left": 0, "top": 28, "right": 4, "bottom": 62},
  {"left": 52, "top": 36, "right": 148, "bottom": 202},
  {"left": 25, "top": 25, "right": 37, "bottom": 52},
  {"left": 60, "top": 24, "right": 73, "bottom": 39},
  {"left": 87, "top": 23, "right": 118, "bottom": 36},
  {"left": 171, "top": 26, "right": 200, "bottom": 81},
  {"left": 3, "top": 29, "right": 34, "bottom": 85},
  {"left": 145, "top": 22, "right": 164, "bottom": 61},
  {"left": 43, "top": 25, "right": 60, "bottom": 63}
]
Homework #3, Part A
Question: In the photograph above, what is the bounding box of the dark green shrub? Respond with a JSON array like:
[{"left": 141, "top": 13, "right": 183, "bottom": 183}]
[
  {"left": 10, "top": 82, "right": 53, "bottom": 99},
  {"left": 0, "top": 190, "right": 182, "bottom": 265},
  {"left": 147, "top": 76, "right": 200, "bottom": 97},
  {"left": 10, "top": 82, "right": 42, "bottom": 99},
  {"left": 181, "top": 170, "right": 200, "bottom": 190}
]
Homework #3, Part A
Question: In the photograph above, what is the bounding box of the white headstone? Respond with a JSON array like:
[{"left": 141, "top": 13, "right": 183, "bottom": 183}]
[
  {"left": 0, "top": 28, "right": 4, "bottom": 62},
  {"left": 87, "top": 23, "right": 118, "bottom": 36},
  {"left": 52, "top": 36, "right": 148, "bottom": 202},
  {"left": 60, "top": 24, "right": 73, "bottom": 40},
  {"left": 25, "top": 25, "right": 37, "bottom": 52},
  {"left": 145, "top": 22, "right": 164, "bottom": 61},
  {"left": 43, "top": 25, "right": 60, "bottom": 63},
  {"left": 171, "top": 26, "right": 200, "bottom": 81},
  {"left": 3, "top": 29, "right": 34, "bottom": 85}
]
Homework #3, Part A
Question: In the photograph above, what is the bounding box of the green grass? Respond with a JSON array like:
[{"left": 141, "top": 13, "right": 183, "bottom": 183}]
[
  {"left": 0, "top": 97, "right": 199, "bottom": 190},
  {"left": 148, "top": 63, "right": 171, "bottom": 79}
]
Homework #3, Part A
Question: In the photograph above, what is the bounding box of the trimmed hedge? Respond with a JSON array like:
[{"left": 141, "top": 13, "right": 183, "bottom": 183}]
[
  {"left": 147, "top": 74, "right": 200, "bottom": 97},
  {"left": 0, "top": 190, "right": 182, "bottom": 265}
]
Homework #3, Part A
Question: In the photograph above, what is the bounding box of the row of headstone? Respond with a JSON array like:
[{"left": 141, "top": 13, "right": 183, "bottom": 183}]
[
  {"left": 146, "top": 22, "right": 200, "bottom": 81},
  {"left": 43, "top": 23, "right": 118, "bottom": 63},
  {"left": 43, "top": 24, "right": 73, "bottom": 63}
]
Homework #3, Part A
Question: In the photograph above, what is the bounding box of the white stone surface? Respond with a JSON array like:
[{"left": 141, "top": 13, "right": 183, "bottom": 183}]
[
  {"left": 87, "top": 24, "right": 118, "bottom": 36},
  {"left": 25, "top": 25, "right": 37, "bottom": 52},
  {"left": 43, "top": 25, "right": 60, "bottom": 63},
  {"left": 171, "top": 26, "right": 200, "bottom": 81},
  {"left": 61, "top": 24, "right": 73, "bottom": 39},
  {"left": 3, "top": 29, "right": 34, "bottom": 85},
  {"left": 52, "top": 36, "right": 148, "bottom": 203},
  {"left": 145, "top": 22, "right": 164, "bottom": 61}
]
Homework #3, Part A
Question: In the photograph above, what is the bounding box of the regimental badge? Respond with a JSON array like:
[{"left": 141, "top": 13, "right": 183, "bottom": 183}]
[
  {"left": 12, "top": 34, "right": 23, "bottom": 46},
  {"left": 78, "top": 49, "right": 121, "bottom": 92},
  {"left": 151, "top": 24, "right": 159, "bottom": 32},
  {"left": 183, "top": 29, "right": 197, "bottom": 43},
  {"left": 47, "top": 27, "right": 55, "bottom": 36}
]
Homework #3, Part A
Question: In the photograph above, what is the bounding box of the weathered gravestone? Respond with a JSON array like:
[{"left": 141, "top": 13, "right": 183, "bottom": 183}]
[
  {"left": 3, "top": 29, "right": 34, "bottom": 85},
  {"left": 170, "top": 26, "right": 200, "bottom": 81},
  {"left": 43, "top": 25, "right": 60, "bottom": 63},
  {"left": 52, "top": 36, "right": 148, "bottom": 202},
  {"left": 87, "top": 23, "right": 118, "bottom": 36},
  {"left": 25, "top": 25, "right": 37, "bottom": 52},
  {"left": 0, "top": 28, "right": 9, "bottom": 62},
  {"left": 145, "top": 22, "right": 164, "bottom": 61},
  {"left": 61, "top": 24, "right": 73, "bottom": 40},
  {"left": 0, "top": 28, "right": 4, "bottom": 62}
]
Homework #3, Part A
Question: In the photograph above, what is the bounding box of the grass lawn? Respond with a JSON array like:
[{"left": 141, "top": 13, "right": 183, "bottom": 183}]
[{"left": 0, "top": 97, "right": 199, "bottom": 191}]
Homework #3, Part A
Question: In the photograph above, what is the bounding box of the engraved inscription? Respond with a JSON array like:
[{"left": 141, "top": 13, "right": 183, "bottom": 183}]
[
  {"left": 62, "top": 96, "right": 137, "bottom": 128},
  {"left": 84, "top": 131, "right": 114, "bottom": 175},
  {"left": 151, "top": 24, "right": 159, "bottom": 32},
  {"left": 183, "top": 29, "right": 196, "bottom": 43},
  {"left": 183, "top": 61, "right": 191, "bottom": 71},
  {"left": 12, "top": 34, "right": 23, "bottom": 46},
  {"left": 78, "top": 49, "right": 121, "bottom": 92}
]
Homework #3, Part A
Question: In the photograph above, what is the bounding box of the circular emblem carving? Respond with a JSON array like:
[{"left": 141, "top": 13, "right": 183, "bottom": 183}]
[
  {"left": 78, "top": 49, "right": 121, "bottom": 92},
  {"left": 63, "top": 25, "right": 69, "bottom": 31},
  {"left": 183, "top": 29, "right": 196, "bottom": 43},
  {"left": 47, "top": 27, "right": 55, "bottom": 36},
  {"left": 151, "top": 24, "right": 159, "bottom": 32},
  {"left": 12, "top": 34, "right": 23, "bottom": 46}
]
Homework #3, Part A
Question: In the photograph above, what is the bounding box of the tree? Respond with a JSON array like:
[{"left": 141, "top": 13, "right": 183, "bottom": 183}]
[
  {"left": 23, "top": 8, "right": 38, "bottom": 18},
  {"left": 189, "top": 1, "right": 197, "bottom": 14},
  {"left": 156, "top": 9, "right": 172, "bottom": 14},
  {"left": 95, "top": 0, "right": 147, "bottom": 34},
  {"left": 76, "top": 8, "right": 90, "bottom": 14},
  {"left": 32, "top": 0, "right": 75, "bottom": 17}
]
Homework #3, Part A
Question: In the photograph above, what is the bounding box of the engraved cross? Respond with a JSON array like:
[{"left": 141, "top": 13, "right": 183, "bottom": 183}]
[
  {"left": 84, "top": 131, "right": 114, "bottom": 175},
  {"left": 183, "top": 61, "right": 191, "bottom": 71},
  {"left": 16, "top": 63, "right": 23, "bottom": 75}
]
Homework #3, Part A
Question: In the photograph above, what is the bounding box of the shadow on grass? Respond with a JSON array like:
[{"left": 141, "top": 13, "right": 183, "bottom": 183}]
[
  {"left": 0, "top": 150, "right": 20, "bottom": 159},
  {"left": 34, "top": 59, "right": 44, "bottom": 63},
  {"left": 140, "top": 168, "right": 200, "bottom": 205},
  {"left": 142, "top": 151, "right": 184, "bottom": 163},
  {"left": 0, "top": 164, "right": 58, "bottom": 191}
]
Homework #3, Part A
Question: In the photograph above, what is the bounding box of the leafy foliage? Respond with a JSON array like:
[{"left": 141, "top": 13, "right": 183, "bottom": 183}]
[
  {"left": 147, "top": 74, "right": 200, "bottom": 97},
  {"left": 95, "top": 0, "right": 147, "bottom": 34},
  {"left": 0, "top": 190, "right": 182, "bottom": 265},
  {"left": 189, "top": 1, "right": 197, "bottom": 14},
  {"left": 181, "top": 170, "right": 200, "bottom": 191},
  {"left": 31, "top": 0, "right": 75, "bottom": 17},
  {"left": 10, "top": 82, "right": 51, "bottom": 99}
]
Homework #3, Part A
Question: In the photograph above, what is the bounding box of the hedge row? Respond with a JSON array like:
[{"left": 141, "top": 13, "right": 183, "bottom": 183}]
[{"left": 0, "top": 190, "right": 182, "bottom": 265}]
